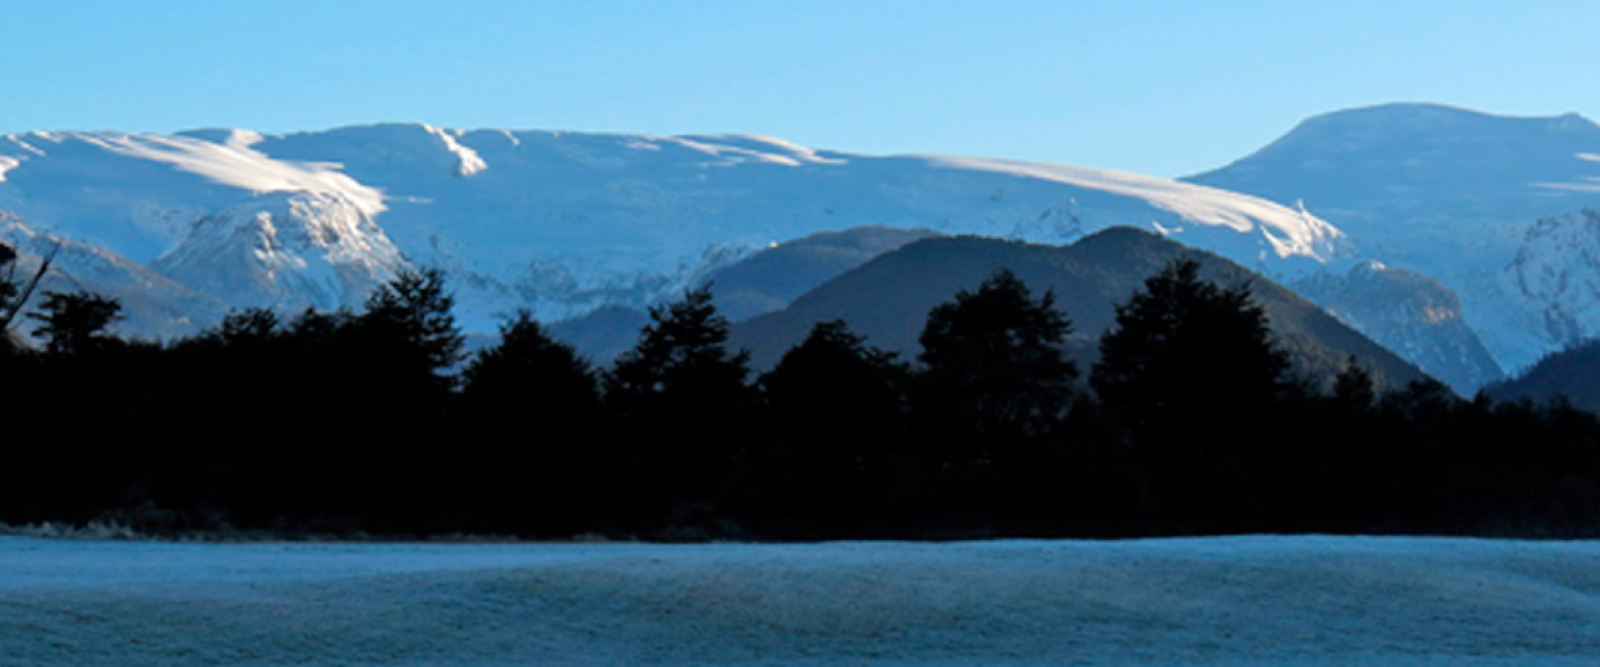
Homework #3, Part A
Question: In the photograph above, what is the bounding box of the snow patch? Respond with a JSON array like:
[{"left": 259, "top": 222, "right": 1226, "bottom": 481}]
[
  {"left": 222, "top": 128, "right": 267, "bottom": 150},
  {"left": 1534, "top": 179, "right": 1600, "bottom": 194},
  {"left": 74, "top": 132, "right": 387, "bottom": 217},
  {"left": 929, "top": 156, "right": 1347, "bottom": 262},
  {"left": 423, "top": 125, "right": 488, "bottom": 177},
  {"left": 6, "top": 134, "right": 53, "bottom": 156},
  {"left": 661, "top": 134, "right": 848, "bottom": 167},
  {"left": 0, "top": 156, "right": 18, "bottom": 182}
]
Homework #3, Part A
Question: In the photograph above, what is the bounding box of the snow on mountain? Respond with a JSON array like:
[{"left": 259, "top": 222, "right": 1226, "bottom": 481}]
[
  {"left": 1188, "top": 103, "right": 1600, "bottom": 375},
  {"left": 0, "top": 212, "right": 226, "bottom": 341},
  {"left": 149, "top": 191, "right": 406, "bottom": 313},
  {"left": 929, "top": 156, "right": 1347, "bottom": 265},
  {"left": 1498, "top": 209, "right": 1600, "bottom": 353},
  {"left": 78, "top": 130, "right": 386, "bottom": 218},
  {"left": 0, "top": 130, "right": 386, "bottom": 261},
  {"left": 0, "top": 124, "right": 1348, "bottom": 339}
]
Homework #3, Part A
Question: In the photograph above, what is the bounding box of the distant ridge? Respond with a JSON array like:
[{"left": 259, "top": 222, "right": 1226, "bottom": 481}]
[{"left": 731, "top": 226, "right": 1428, "bottom": 391}]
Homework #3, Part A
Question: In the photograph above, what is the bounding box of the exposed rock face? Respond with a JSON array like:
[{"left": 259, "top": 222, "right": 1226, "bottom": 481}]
[
  {"left": 150, "top": 192, "right": 405, "bottom": 313},
  {"left": 1292, "top": 262, "right": 1502, "bottom": 394},
  {"left": 1502, "top": 209, "right": 1600, "bottom": 349}
]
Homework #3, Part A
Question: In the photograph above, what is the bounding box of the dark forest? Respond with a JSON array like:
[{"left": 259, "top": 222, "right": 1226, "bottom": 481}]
[{"left": 3, "top": 247, "right": 1598, "bottom": 541}]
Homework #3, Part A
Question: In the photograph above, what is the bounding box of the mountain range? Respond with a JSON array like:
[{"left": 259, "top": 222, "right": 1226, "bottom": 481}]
[{"left": 4, "top": 103, "right": 1600, "bottom": 394}]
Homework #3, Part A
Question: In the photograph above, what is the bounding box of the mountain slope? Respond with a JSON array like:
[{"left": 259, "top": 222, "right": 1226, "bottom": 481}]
[
  {"left": 730, "top": 227, "right": 1428, "bottom": 391},
  {"left": 1186, "top": 103, "right": 1600, "bottom": 374},
  {"left": 1188, "top": 102, "right": 1600, "bottom": 229},
  {"left": 703, "top": 226, "right": 942, "bottom": 322},
  {"left": 1291, "top": 261, "right": 1501, "bottom": 394},
  {"left": 1, "top": 125, "right": 1347, "bottom": 340},
  {"left": 1484, "top": 339, "right": 1600, "bottom": 413},
  {"left": 0, "top": 212, "right": 226, "bottom": 341}
]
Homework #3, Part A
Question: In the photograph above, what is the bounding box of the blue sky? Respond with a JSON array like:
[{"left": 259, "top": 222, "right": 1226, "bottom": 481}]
[{"left": 4, "top": 1, "right": 1598, "bottom": 178}]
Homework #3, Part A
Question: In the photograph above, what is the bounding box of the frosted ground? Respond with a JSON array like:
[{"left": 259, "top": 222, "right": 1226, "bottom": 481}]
[{"left": 3, "top": 535, "right": 1599, "bottom": 666}]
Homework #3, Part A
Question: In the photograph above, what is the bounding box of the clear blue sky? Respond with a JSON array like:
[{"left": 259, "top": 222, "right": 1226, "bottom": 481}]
[{"left": 4, "top": 0, "right": 1598, "bottom": 178}]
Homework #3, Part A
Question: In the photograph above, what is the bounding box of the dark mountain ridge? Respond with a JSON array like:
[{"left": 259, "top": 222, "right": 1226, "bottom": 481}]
[{"left": 731, "top": 226, "right": 1429, "bottom": 391}]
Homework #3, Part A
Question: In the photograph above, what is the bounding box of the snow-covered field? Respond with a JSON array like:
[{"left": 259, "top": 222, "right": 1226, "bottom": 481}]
[{"left": 3, "top": 535, "right": 1599, "bottom": 666}]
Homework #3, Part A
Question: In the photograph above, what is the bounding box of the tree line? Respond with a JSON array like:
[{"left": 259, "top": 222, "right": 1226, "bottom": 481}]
[{"left": 2, "top": 248, "right": 1599, "bottom": 540}]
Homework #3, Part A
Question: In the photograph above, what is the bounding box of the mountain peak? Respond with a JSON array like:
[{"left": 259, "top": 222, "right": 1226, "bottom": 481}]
[
  {"left": 1294, "top": 102, "right": 1597, "bottom": 140},
  {"left": 1186, "top": 102, "right": 1600, "bottom": 223},
  {"left": 1218, "top": 103, "right": 1600, "bottom": 170}
]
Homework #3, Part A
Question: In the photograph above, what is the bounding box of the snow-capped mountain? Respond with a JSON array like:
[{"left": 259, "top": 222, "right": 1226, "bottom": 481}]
[
  {"left": 149, "top": 191, "right": 406, "bottom": 313},
  {"left": 1187, "top": 103, "right": 1600, "bottom": 376},
  {"left": 1291, "top": 261, "right": 1500, "bottom": 393},
  {"left": 1500, "top": 209, "right": 1600, "bottom": 349},
  {"left": 0, "top": 124, "right": 1346, "bottom": 340}
]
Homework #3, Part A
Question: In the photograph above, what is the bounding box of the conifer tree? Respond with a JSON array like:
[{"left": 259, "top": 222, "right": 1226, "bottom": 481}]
[
  {"left": 606, "top": 285, "right": 751, "bottom": 417},
  {"left": 915, "top": 268, "right": 1076, "bottom": 465},
  {"left": 456, "top": 311, "right": 603, "bottom": 534},
  {"left": 606, "top": 285, "right": 753, "bottom": 512},
  {"left": 758, "top": 319, "right": 908, "bottom": 513},
  {"left": 1091, "top": 258, "right": 1289, "bottom": 526},
  {"left": 1092, "top": 258, "right": 1287, "bottom": 440},
  {"left": 362, "top": 266, "right": 465, "bottom": 379},
  {"left": 27, "top": 290, "right": 122, "bottom": 357}
]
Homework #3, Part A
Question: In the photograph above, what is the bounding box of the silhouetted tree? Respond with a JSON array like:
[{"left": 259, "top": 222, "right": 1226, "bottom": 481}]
[
  {"left": 214, "top": 307, "right": 281, "bottom": 347},
  {"left": 606, "top": 285, "right": 754, "bottom": 521},
  {"left": 0, "top": 243, "right": 17, "bottom": 333},
  {"left": 763, "top": 320, "right": 907, "bottom": 451},
  {"left": 463, "top": 310, "right": 598, "bottom": 412},
  {"left": 361, "top": 266, "right": 466, "bottom": 382},
  {"left": 1330, "top": 356, "right": 1377, "bottom": 415},
  {"left": 0, "top": 241, "right": 53, "bottom": 339},
  {"left": 747, "top": 320, "right": 908, "bottom": 529},
  {"left": 456, "top": 311, "right": 604, "bottom": 534},
  {"left": 915, "top": 268, "right": 1076, "bottom": 467},
  {"left": 607, "top": 285, "right": 751, "bottom": 417},
  {"left": 27, "top": 290, "right": 122, "bottom": 357},
  {"left": 1091, "top": 259, "right": 1289, "bottom": 528}
]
